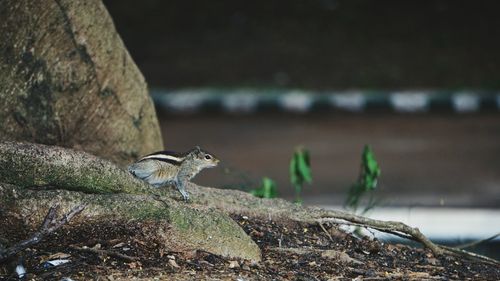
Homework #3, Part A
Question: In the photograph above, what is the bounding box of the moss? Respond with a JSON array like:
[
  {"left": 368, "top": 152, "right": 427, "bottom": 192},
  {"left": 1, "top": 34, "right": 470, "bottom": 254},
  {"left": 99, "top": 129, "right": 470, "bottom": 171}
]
[
  {"left": 125, "top": 201, "right": 169, "bottom": 220},
  {"left": 0, "top": 142, "right": 152, "bottom": 195}
]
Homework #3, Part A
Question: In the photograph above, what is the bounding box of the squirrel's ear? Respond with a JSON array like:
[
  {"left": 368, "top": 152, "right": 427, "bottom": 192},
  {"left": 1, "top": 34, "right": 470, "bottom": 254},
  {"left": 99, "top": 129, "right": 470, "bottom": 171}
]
[{"left": 194, "top": 146, "right": 202, "bottom": 156}]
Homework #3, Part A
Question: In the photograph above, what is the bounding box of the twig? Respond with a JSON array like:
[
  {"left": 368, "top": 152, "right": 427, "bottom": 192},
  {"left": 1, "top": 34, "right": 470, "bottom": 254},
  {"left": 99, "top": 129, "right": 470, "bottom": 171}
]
[
  {"left": 0, "top": 204, "right": 86, "bottom": 263},
  {"left": 69, "top": 245, "right": 138, "bottom": 262},
  {"left": 455, "top": 232, "right": 500, "bottom": 249},
  {"left": 317, "top": 221, "right": 333, "bottom": 242}
]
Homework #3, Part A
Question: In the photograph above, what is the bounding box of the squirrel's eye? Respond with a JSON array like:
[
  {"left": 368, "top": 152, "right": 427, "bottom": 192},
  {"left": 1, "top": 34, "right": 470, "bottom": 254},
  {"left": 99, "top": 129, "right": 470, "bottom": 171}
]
[{"left": 204, "top": 155, "right": 212, "bottom": 160}]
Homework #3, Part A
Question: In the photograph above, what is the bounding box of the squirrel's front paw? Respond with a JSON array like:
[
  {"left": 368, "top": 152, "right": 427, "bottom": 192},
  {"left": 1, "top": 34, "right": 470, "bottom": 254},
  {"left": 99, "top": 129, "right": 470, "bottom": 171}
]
[{"left": 180, "top": 191, "right": 190, "bottom": 203}]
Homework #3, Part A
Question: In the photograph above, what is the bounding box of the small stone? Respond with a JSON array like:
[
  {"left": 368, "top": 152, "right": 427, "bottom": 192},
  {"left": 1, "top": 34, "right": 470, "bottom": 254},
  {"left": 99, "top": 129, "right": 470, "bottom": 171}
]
[{"left": 228, "top": 260, "right": 239, "bottom": 268}]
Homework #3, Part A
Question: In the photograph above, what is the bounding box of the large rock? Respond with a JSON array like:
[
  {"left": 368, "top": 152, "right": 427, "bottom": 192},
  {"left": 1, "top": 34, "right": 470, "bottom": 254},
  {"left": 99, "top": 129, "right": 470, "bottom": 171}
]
[{"left": 0, "top": 0, "right": 163, "bottom": 166}]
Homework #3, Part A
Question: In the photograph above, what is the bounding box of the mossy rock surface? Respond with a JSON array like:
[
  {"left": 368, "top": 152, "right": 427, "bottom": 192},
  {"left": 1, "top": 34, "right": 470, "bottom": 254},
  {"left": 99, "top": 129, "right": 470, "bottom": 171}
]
[{"left": 0, "top": 141, "right": 149, "bottom": 194}]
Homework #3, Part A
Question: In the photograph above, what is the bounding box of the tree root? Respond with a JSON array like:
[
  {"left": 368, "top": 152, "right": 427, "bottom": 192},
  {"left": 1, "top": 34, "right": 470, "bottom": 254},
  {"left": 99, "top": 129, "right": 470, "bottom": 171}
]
[
  {"left": 439, "top": 245, "right": 500, "bottom": 265},
  {"left": 315, "top": 210, "right": 443, "bottom": 255},
  {"left": 187, "top": 185, "right": 500, "bottom": 265},
  {"left": 1, "top": 141, "right": 498, "bottom": 265},
  {"left": 0, "top": 204, "right": 85, "bottom": 263},
  {"left": 456, "top": 232, "right": 500, "bottom": 249},
  {"left": 314, "top": 210, "right": 500, "bottom": 266}
]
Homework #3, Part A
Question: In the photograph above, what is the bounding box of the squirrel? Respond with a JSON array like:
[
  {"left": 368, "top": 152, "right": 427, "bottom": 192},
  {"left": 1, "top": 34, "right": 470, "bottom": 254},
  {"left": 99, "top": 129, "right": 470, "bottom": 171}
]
[{"left": 127, "top": 146, "right": 219, "bottom": 201}]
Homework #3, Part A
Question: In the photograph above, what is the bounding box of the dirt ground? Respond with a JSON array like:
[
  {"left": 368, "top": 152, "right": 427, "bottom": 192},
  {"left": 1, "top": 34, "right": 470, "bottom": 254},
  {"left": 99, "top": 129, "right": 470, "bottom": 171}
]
[{"left": 1, "top": 212, "right": 498, "bottom": 280}]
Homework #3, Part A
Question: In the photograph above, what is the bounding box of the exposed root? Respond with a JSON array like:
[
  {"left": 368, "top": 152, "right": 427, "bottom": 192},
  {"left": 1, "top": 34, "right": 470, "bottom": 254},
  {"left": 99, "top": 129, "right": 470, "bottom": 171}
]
[
  {"left": 456, "top": 232, "right": 500, "bottom": 249},
  {"left": 315, "top": 211, "right": 442, "bottom": 255},
  {"left": 314, "top": 209, "right": 500, "bottom": 266},
  {"left": 1, "top": 142, "right": 498, "bottom": 266},
  {"left": 439, "top": 245, "right": 500, "bottom": 266}
]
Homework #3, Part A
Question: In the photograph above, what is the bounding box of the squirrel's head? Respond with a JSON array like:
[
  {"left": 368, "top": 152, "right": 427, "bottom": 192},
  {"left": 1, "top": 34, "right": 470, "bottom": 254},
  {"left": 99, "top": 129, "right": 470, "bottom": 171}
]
[{"left": 188, "top": 146, "right": 220, "bottom": 169}]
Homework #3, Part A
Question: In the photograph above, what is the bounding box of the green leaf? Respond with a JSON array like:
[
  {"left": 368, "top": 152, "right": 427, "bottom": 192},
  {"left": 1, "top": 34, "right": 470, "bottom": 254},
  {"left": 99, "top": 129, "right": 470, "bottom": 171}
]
[
  {"left": 345, "top": 145, "right": 381, "bottom": 211},
  {"left": 361, "top": 145, "right": 380, "bottom": 191},
  {"left": 297, "top": 149, "right": 312, "bottom": 183},
  {"left": 290, "top": 148, "right": 312, "bottom": 186},
  {"left": 250, "top": 177, "right": 277, "bottom": 198},
  {"left": 289, "top": 147, "right": 313, "bottom": 204}
]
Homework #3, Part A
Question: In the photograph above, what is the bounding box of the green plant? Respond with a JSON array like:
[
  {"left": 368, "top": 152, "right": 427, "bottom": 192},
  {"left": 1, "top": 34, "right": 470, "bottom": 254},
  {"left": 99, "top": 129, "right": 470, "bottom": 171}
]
[
  {"left": 250, "top": 177, "right": 277, "bottom": 198},
  {"left": 289, "top": 147, "right": 312, "bottom": 204},
  {"left": 345, "top": 145, "right": 381, "bottom": 214}
]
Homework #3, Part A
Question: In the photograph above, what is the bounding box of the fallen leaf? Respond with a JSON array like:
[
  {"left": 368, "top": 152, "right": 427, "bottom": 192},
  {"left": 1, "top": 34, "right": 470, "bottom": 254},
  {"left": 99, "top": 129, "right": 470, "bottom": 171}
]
[
  {"left": 199, "top": 260, "right": 214, "bottom": 267},
  {"left": 46, "top": 252, "right": 71, "bottom": 260},
  {"left": 168, "top": 259, "right": 180, "bottom": 268},
  {"left": 111, "top": 242, "right": 125, "bottom": 248},
  {"left": 321, "top": 250, "right": 364, "bottom": 265}
]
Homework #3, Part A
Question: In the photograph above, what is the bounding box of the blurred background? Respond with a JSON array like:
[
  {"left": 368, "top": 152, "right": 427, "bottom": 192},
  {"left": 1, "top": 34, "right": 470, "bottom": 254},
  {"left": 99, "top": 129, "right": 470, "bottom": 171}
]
[{"left": 103, "top": 0, "right": 499, "bottom": 252}]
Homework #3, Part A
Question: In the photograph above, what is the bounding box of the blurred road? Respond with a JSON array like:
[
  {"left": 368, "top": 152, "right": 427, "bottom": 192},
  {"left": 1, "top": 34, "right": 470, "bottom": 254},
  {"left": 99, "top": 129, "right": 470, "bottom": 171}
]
[{"left": 159, "top": 113, "right": 500, "bottom": 208}]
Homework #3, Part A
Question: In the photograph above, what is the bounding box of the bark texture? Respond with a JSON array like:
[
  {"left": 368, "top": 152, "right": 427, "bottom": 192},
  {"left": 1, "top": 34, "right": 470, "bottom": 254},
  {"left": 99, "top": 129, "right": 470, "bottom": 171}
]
[{"left": 0, "top": 0, "right": 163, "bottom": 166}]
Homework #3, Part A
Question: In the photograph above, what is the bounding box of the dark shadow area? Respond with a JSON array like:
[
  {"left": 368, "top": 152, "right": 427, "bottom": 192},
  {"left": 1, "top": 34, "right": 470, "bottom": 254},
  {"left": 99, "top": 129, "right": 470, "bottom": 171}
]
[{"left": 104, "top": 0, "right": 500, "bottom": 89}]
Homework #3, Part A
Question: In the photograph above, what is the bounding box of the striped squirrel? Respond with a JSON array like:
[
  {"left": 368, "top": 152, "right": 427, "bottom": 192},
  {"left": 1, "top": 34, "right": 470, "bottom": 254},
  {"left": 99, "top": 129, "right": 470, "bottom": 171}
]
[{"left": 128, "top": 146, "right": 219, "bottom": 201}]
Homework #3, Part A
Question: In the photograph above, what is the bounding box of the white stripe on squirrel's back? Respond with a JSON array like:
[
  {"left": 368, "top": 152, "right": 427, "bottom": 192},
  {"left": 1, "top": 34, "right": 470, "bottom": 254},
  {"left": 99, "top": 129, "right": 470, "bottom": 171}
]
[{"left": 141, "top": 154, "right": 184, "bottom": 163}]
